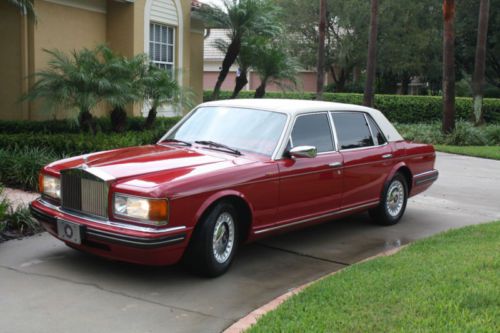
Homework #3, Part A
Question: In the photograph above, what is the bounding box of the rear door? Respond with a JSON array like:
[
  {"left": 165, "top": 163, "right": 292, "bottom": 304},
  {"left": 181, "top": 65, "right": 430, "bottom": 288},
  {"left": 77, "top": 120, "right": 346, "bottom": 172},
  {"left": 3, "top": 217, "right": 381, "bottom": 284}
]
[
  {"left": 331, "top": 112, "right": 395, "bottom": 209},
  {"left": 275, "top": 112, "right": 343, "bottom": 223}
]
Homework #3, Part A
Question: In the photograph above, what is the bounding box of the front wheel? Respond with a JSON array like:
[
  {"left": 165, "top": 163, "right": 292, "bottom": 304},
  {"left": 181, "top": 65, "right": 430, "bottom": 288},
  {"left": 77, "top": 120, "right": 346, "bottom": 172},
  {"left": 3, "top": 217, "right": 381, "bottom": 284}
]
[
  {"left": 183, "top": 202, "right": 239, "bottom": 277},
  {"left": 369, "top": 173, "right": 408, "bottom": 226}
]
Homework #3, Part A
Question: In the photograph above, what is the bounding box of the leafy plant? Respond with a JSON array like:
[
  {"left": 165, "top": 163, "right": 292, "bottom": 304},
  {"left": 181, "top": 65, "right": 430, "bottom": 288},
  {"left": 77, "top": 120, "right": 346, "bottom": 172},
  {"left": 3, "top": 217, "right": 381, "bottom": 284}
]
[
  {"left": 195, "top": 0, "right": 281, "bottom": 99},
  {"left": 23, "top": 47, "right": 108, "bottom": 133}
]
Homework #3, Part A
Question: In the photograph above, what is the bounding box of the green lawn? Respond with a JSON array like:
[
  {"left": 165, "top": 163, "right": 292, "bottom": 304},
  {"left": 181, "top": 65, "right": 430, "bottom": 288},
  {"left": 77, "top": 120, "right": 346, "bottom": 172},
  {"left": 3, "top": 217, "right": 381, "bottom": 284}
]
[
  {"left": 435, "top": 145, "right": 500, "bottom": 160},
  {"left": 248, "top": 221, "right": 500, "bottom": 333}
]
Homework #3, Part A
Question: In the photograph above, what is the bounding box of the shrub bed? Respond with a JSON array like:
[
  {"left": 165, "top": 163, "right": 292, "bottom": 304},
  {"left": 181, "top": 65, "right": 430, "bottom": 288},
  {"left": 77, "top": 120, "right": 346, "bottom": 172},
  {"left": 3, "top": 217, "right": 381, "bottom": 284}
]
[
  {"left": 203, "top": 91, "right": 500, "bottom": 124},
  {"left": 0, "top": 116, "right": 181, "bottom": 134},
  {"left": 0, "top": 184, "right": 42, "bottom": 242},
  {"left": 396, "top": 121, "right": 500, "bottom": 146}
]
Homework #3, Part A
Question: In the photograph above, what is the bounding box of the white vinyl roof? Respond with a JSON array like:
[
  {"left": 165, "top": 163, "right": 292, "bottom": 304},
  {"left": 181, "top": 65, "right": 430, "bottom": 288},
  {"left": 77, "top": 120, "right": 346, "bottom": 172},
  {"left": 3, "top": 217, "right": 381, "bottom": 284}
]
[{"left": 199, "top": 99, "right": 404, "bottom": 142}]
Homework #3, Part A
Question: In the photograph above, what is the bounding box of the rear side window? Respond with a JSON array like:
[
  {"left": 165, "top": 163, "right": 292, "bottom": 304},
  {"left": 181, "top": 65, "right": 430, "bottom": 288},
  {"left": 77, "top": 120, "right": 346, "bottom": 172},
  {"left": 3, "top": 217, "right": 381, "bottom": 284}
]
[
  {"left": 332, "top": 112, "right": 374, "bottom": 150},
  {"left": 291, "top": 113, "right": 334, "bottom": 153},
  {"left": 366, "top": 115, "right": 387, "bottom": 145}
]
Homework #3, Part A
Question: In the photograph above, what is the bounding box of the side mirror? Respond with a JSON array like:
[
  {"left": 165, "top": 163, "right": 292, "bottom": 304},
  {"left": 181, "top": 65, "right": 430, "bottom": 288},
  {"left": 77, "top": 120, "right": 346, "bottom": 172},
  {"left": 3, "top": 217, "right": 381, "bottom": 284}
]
[{"left": 289, "top": 146, "right": 317, "bottom": 158}]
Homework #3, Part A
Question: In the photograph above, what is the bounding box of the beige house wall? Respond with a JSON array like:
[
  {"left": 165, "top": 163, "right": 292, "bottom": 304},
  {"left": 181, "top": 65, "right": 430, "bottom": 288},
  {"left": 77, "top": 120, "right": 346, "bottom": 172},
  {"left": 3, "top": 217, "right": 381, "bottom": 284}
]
[
  {"left": 0, "top": 3, "right": 24, "bottom": 120},
  {"left": 0, "top": 0, "right": 203, "bottom": 120}
]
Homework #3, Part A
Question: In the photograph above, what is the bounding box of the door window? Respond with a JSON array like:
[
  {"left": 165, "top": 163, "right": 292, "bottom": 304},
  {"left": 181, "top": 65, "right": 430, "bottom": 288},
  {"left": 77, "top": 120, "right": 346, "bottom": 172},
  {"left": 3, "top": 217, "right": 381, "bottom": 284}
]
[
  {"left": 332, "top": 112, "right": 374, "bottom": 150},
  {"left": 290, "top": 113, "right": 335, "bottom": 153},
  {"left": 366, "top": 115, "right": 387, "bottom": 145}
]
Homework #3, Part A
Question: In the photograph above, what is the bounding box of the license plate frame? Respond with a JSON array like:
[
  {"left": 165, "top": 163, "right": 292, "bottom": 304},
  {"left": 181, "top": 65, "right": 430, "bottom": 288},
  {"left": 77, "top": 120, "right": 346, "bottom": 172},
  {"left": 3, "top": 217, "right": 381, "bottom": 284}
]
[{"left": 57, "top": 219, "right": 84, "bottom": 245}]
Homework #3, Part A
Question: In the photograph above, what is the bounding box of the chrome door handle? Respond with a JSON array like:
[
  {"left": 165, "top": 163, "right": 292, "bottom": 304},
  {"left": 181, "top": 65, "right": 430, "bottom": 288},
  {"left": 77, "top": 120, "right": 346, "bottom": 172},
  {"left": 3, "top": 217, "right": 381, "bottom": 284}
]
[
  {"left": 328, "top": 162, "right": 343, "bottom": 168},
  {"left": 382, "top": 154, "right": 393, "bottom": 159}
]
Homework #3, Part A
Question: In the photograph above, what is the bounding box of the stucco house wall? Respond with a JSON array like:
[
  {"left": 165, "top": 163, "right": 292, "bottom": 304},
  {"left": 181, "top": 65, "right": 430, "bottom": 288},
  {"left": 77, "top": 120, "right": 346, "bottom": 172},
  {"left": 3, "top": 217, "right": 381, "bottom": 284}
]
[{"left": 0, "top": 0, "right": 203, "bottom": 120}]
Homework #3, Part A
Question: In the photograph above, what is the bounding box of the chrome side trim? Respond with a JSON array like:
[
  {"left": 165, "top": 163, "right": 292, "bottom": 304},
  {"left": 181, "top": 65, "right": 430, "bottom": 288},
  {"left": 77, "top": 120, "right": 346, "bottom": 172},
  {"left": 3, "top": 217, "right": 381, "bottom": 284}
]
[
  {"left": 37, "top": 198, "right": 186, "bottom": 234},
  {"left": 254, "top": 201, "right": 379, "bottom": 234},
  {"left": 414, "top": 169, "right": 439, "bottom": 185}
]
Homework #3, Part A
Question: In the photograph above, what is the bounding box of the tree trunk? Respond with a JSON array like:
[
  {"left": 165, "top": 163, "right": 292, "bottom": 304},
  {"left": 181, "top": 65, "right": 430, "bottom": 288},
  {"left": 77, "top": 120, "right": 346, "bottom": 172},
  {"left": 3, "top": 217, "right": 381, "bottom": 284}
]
[
  {"left": 212, "top": 38, "right": 241, "bottom": 101},
  {"left": 254, "top": 80, "right": 267, "bottom": 98},
  {"left": 472, "top": 0, "right": 490, "bottom": 126},
  {"left": 363, "top": 0, "right": 379, "bottom": 107},
  {"left": 110, "top": 107, "right": 127, "bottom": 133},
  {"left": 231, "top": 67, "right": 248, "bottom": 99},
  {"left": 316, "top": 0, "right": 327, "bottom": 100},
  {"left": 78, "top": 109, "right": 95, "bottom": 135},
  {"left": 401, "top": 76, "right": 411, "bottom": 95},
  {"left": 442, "top": 0, "right": 456, "bottom": 134},
  {"left": 145, "top": 106, "right": 157, "bottom": 130}
]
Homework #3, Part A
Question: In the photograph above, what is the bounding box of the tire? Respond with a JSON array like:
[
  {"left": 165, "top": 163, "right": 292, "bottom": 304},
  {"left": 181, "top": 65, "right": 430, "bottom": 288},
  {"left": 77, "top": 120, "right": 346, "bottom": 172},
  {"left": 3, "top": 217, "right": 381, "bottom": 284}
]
[
  {"left": 183, "top": 201, "right": 239, "bottom": 277},
  {"left": 369, "top": 173, "right": 408, "bottom": 226}
]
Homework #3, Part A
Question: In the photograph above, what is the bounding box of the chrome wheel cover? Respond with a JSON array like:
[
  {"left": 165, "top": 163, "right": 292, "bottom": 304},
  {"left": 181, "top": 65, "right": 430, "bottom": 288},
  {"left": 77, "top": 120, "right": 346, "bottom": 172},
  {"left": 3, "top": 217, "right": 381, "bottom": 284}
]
[
  {"left": 386, "top": 180, "right": 405, "bottom": 217},
  {"left": 212, "top": 212, "right": 235, "bottom": 264}
]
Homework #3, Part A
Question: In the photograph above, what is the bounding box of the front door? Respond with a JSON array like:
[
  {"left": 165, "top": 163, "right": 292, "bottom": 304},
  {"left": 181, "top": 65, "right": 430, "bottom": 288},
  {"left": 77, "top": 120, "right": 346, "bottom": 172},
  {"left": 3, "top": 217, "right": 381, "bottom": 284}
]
[{"left": 275, "top": 112, "right": 343, "bottom": 224}]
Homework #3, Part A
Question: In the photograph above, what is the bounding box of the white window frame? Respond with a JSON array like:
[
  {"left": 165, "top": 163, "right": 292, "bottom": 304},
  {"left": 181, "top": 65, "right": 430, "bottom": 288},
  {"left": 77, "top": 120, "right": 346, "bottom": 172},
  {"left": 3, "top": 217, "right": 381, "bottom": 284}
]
[{"left": 149, "top": 22, "right": 175, "bottom": 75}]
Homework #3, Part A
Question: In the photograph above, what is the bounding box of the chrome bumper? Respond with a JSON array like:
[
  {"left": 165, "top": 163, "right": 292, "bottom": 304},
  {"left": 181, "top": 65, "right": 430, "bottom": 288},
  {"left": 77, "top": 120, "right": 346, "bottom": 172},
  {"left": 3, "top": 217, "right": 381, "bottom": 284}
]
[{"left": 29, "top": 200, "right": 186, "bottom": 249}]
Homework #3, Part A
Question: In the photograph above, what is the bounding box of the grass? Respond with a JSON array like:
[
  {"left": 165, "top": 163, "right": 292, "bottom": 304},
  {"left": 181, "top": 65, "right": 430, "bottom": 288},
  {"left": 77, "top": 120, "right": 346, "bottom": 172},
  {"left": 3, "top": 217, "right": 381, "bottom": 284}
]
[
  {"left": 248, "top": 221, "right": 500, "bottom": 333},
  {"left": 435, "top": 145, "right": 500, "bottom": 160}
]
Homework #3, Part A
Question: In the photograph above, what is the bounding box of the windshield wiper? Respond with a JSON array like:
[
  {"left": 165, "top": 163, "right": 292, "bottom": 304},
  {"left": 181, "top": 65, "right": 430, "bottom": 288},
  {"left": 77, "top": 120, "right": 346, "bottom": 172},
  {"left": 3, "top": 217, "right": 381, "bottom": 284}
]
[
  {"left": 195, "top": 140, "right": 242, "bottom": 155},
  {"left": 160, "top": 138, "right": 192, "bottom": 146}
]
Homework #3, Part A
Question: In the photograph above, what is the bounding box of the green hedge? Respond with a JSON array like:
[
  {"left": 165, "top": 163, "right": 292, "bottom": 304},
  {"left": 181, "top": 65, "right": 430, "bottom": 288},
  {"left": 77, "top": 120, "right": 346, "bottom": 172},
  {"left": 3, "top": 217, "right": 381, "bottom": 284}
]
[
  {"left": 203, "top": 91, "right": 500, "bottom": 124},
  {"left": 0, "top": 130, "right": 169, "bottom": 156},
  {"left": 0, "top": 116, "right": 181, "bottom": 134}
]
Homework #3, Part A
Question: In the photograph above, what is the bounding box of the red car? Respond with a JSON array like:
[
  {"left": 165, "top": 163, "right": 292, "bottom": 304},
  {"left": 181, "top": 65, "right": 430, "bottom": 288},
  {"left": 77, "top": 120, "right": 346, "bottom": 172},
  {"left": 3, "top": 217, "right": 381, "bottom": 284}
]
[{"left": 30, "top": 99, "right": 438, "bottom": 276}]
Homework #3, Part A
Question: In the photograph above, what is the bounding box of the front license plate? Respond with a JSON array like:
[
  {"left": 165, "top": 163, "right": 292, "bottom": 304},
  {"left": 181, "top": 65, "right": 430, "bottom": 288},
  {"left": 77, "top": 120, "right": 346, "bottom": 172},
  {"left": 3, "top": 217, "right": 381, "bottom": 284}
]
[{"left": 57, "top": 219, "right": 83, "bottom": 245}]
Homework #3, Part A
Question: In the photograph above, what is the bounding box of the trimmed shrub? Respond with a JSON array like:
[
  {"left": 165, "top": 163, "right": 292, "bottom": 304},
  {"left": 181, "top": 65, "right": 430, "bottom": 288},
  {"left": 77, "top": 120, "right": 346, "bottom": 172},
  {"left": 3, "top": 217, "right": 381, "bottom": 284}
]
[
  {"left": 396, "top": 121, "right": 500, "bottom": 146},
  {"left": 0, "top": 147, "right": 60, "bottom": 190},
  {"left": 0, "top": 116, "right": 181, "bottom": 134},
  {"left": 203, "top": 91, "right": 500, "bottom": 124}
]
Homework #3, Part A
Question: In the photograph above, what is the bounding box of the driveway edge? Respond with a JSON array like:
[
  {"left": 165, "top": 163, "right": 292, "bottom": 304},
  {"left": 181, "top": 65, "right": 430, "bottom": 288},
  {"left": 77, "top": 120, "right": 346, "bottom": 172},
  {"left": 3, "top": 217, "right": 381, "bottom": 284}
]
[{"left": 223, "top": 246, "right": 405, "bottom": 333}]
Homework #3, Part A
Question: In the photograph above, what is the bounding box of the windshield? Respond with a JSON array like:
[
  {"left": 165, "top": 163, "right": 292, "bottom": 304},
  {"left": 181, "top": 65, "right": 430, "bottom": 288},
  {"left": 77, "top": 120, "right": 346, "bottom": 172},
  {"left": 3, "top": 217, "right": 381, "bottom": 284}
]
[{"left": 164, "top": 106, "right": 288, "bottom": 156}]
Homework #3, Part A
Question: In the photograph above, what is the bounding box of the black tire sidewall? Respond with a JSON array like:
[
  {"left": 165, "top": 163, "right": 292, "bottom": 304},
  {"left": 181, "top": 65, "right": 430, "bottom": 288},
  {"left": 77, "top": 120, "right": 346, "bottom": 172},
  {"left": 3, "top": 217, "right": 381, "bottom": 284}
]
[{"left": 187, "top": 201, "right": 239, "bottom": 277}]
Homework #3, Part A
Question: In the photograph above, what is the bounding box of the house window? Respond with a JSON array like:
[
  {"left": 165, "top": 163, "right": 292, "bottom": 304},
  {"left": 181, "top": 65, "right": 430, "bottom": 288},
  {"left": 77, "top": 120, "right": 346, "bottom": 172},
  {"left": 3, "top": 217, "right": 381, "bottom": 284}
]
[{"left": 149, "top": 23, "right": 175, "bottom": 74}]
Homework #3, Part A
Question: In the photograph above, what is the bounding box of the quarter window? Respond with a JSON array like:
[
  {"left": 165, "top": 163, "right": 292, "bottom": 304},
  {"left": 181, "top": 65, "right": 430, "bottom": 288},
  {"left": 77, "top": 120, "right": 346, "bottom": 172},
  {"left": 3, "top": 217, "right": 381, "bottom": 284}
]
[
  {"left": 290, "top": 113, "right": 335, "bottom": 153},
  {"left": 149, "top": 23, "right": 175, "bottom": 74},
  {"left": 366, "top": 115, "right": 387, "bottom": 145},
  {"left": 332, "top": 112, "right": 374, "bottom": 150}
]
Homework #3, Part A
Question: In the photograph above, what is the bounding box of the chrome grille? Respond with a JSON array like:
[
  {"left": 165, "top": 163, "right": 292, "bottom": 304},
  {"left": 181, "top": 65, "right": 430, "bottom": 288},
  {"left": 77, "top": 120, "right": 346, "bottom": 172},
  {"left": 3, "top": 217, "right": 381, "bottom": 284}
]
[{"left": 61, "top": 169, "right": 108, "bottom": 218}]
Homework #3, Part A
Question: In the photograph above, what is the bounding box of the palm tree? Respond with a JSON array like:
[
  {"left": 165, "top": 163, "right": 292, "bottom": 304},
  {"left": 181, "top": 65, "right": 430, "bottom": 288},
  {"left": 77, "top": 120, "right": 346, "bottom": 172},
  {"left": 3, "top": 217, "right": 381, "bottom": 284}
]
[
  {"left": 99, "top": 47, "right": 147, "bottom": 132},
  {"left": 472, "top": 0, "right": 490, "bottom": 125},
  {"left": 214, "top": 37, "right": 255, "bottom": 99},
  {"left": 442, "top": 0, "right": 456, "bottom": 134},
  {"left": 363, "top": 0, "right": 379, "bottom": 107},
  {"left": 316, "top": 0, "right": 327, "bottom": 100},
  {"left": 24, "top": 47, "right": 105, "bottom": 133},
  {"left": 142, "top": 65, "right": 191, "bottom": 129},
  {"left": 6, "top": 0, "right": 36, "bottom": 20},
  {"left": 195, "top": 0, "right": 280, "bottom": 100},
  {"left": 252, "top": 42, "right": 298, "bottom": 98}
]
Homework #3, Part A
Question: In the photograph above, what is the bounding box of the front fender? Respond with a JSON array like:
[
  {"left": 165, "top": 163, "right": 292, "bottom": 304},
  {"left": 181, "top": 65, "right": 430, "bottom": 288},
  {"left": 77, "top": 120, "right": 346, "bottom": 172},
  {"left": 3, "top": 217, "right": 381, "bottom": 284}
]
[{"left": 193, "top": 189, "right": 255, "bottom": 226}]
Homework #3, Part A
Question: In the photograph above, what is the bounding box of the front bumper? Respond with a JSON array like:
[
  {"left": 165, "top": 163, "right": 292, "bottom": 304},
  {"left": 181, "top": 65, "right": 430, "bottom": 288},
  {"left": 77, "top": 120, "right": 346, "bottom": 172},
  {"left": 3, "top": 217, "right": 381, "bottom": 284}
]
[{"left": 30, "top": 198, "right": 190, "bottom": 266}]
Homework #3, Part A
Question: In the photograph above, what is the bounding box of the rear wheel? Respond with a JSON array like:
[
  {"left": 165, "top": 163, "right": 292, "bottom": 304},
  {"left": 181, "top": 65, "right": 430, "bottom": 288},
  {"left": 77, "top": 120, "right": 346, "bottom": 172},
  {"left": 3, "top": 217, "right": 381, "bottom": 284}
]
[
  {"left": 183, "top": 201, "right": 239, "bottom": 277},
  {"left": 369, "top": 173, "right": 408, "bottom": 226}
]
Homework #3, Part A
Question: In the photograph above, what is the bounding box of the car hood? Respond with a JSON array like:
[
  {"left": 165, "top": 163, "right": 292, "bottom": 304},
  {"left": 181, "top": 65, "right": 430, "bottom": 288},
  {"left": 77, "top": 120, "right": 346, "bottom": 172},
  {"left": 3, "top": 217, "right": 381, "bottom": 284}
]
[{"left": 47, "top": 144, "right": 236, "bottom": 181}]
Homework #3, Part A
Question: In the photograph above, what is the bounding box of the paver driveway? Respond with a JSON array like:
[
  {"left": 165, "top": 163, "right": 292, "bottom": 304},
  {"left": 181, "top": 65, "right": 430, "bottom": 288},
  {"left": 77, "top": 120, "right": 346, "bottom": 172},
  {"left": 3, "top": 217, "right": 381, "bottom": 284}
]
[{"left": 1, "top": 152, "right": 499, "bottom": 333}]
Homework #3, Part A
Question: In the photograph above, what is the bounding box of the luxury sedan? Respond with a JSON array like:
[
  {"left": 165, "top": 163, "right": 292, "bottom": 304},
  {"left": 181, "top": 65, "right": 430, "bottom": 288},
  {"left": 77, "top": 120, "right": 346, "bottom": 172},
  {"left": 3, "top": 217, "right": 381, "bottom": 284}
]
[{"left": 30, "top": 99, "right": 438, "bottom": 276}]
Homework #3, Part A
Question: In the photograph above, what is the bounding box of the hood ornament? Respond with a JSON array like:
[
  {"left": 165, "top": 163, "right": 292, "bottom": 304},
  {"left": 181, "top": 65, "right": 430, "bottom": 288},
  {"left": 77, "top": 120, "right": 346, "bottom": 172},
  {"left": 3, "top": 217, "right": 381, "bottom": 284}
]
[{"left": 82, "top": 155, "right": 89, "bottom": 169}]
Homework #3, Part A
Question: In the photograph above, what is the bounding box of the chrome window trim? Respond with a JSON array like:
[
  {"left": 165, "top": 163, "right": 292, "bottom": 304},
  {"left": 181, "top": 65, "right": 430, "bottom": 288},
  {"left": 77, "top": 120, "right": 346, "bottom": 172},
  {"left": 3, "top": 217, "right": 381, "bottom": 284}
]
[
  {"left": 364, "top": 113, "right": 378, "bottom": 146},
  {"left": 364, "top": 113, "right": 388, "bottom": 146},
  {"left": 277, "top": 111, "right": 337, "bottom": 159},
  {"left": 330, "top": 111, "right": 390, "bottom": 152},
  {"left": 38, "top": 198, "right": 185, "bottom": 234}
]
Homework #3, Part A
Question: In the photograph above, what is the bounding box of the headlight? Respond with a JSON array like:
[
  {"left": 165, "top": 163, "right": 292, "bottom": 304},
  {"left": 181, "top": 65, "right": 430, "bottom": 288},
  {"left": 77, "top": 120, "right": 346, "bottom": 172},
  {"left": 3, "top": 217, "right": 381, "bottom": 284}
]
[
  {"left": 39, "top": 173, "right": 61, "bottom": 199},
  {"left": 113, "top": 194, "right": 168, "bottom": 226}
]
